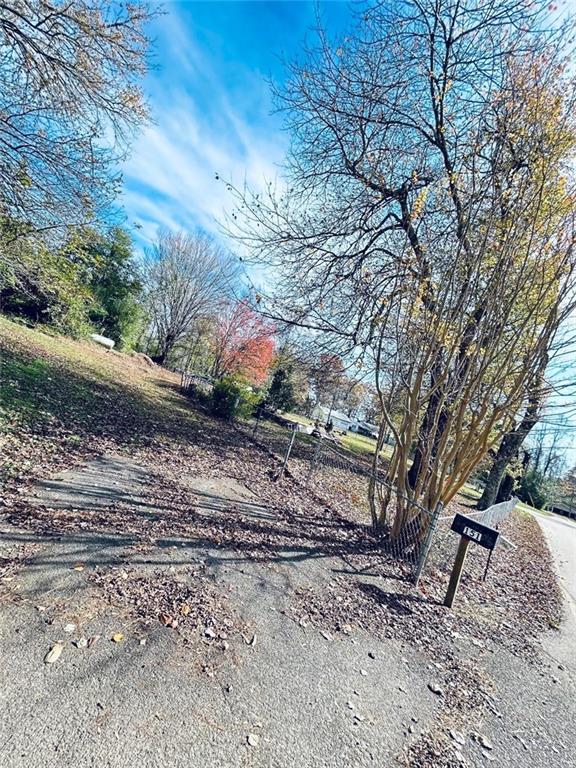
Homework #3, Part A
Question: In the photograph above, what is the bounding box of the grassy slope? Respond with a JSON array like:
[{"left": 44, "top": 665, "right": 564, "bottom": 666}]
[{"left": 0, "top": 316, "right": 201, "bottom": 491}]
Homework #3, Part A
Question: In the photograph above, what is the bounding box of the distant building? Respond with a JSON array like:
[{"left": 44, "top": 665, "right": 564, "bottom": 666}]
[
  {"left": 311, "top": 405, "right": 379, "bottom": 438},
  {"left": 548, "top": 500, "right": 576, "bottom": 521}
]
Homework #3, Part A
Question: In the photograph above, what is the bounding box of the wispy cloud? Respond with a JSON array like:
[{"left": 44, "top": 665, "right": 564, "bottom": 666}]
[{"left": 120, "top": 3, "right": 288, "bottom": 251}]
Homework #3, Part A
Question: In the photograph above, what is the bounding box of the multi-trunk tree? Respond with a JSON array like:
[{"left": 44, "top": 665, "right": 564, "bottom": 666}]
[{"left": 227, "top": 0, "right": 576, "bottom": 536}]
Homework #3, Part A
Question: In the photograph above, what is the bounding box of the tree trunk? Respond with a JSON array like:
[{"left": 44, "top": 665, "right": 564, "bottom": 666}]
[
  {"left": 477, "top": 376, "right": 545, "bottom": 510},
  {"left": 495, "top": 471, "right": 515, "bottom": 503},
  {"left": 407, "top": 356, "right": 444, "bottom": 490}
]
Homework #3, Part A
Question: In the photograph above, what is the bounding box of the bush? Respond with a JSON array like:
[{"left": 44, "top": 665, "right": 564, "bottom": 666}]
[
  {"left": 210, "top": 377, "right": 261, "bottom": 421},
  {"left": 186, "top": 382, "right": 211, "bottom": 408}
]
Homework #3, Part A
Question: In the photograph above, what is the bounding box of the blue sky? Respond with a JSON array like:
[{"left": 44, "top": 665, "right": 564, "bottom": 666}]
[{"left": 120, "top": 1, "right": 353, "bottom": 248}]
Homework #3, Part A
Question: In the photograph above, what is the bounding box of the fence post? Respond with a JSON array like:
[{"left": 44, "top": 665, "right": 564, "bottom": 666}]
[
  {"left": 413, "top": 501, "right": 443, "bottom": 586},
  {"left": 278, "top": 424, "right": 297, "bottom": 479},
  {"left": 307, "top": 436, "right": 323, "bottom": 484},
  {"left": 252, "top": 405, "right": 263, "bottom": 437}
]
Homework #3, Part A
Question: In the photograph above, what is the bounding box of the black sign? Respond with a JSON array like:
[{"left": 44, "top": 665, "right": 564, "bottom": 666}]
[{"left": 451, "top": 514, "right": 500, "bottom": 551}]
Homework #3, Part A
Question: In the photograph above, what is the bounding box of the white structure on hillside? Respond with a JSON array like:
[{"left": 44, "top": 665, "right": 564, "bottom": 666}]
[{"left": 90, "top": 333, "right": 115, "bottom": 350}]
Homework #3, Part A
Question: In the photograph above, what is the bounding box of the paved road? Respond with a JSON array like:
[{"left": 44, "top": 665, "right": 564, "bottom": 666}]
[
  {"left": 533, "top": 510, "right": 576, "bottom": 674},
  {"left": 476, "top": 510, "right": 576, "bottom": 768}
]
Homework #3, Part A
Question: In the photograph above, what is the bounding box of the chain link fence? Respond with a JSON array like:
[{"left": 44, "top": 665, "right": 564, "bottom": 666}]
[
  {"left": 243, "top": 413, "right": 442, "bottom": 583},
  {"left": 425, "top": 497, "right": 518, "bottom": 583},
  {"left": 180, "top": 371, "right": 213, "bottom": 395}
]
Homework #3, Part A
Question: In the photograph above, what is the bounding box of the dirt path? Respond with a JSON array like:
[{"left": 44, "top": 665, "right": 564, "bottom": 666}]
[{"left": 0, "top": 455, "right": 438, "bottom": 768}]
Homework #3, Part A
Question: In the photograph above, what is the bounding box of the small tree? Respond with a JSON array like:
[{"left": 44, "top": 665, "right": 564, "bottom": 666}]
[
  {"left": 267, "top": 367, "right": 296, "bottom": 412},
  {"left": 211, "top": 301, "right": 275, "bottom": 386},
  {"left": 85, "top": 227, "right": 143, "bottom": 349},
  {"left": 309, "top": 353, "right": 346, "bottom": 411}
]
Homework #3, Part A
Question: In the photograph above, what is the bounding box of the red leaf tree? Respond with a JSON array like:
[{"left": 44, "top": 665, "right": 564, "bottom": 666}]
[{"left": 211, "top": 301, "right": 275, "bottom": 386}]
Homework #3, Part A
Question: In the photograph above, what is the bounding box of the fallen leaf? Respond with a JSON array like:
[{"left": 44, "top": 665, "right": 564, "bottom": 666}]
[
  {"left": 111, "top": 633, "right": 124, "bottom": 643},
  {"left": 449, "top": 729, "right": 466, "bottom": 746},
  {"left": 72, "top": 564, "right": 85, "bottom": 572},
  {"left": 478, "top": 735, "right": 493, "bottom": 750},
  {"left": 44, "top": 643, "right": 64, "bottom": 664},
  {"left": 180, "top": 603, "right": 190, "bottom": 616}
]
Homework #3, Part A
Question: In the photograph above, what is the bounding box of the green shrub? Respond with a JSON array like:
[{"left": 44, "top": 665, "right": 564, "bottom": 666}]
[
  {"left": 266, "top": 367, "right": 295, "bottom": 412},
  {"left": 186, "top": 382, "right": 211, "bottom": 407},
  {"left": 210, "top": 377, "right": 261, "bottom": 421},
  {"left": 211, "top": 377, "right": 241, "bottom": 420}
]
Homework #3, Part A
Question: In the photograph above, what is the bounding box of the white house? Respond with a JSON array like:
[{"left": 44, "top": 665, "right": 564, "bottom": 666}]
[{"left": 312, "top": 405, "right": 379, "bottom": 438}]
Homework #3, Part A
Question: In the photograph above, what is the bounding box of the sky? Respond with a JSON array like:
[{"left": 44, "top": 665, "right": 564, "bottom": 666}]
[{"left": 120, "top": 0, "right": 353, "bottom": 249}]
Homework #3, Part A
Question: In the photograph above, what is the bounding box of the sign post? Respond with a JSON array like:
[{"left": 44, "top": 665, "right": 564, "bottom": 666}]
[{"left": 444, "top": 514, "right": 500, "bottom": 608}]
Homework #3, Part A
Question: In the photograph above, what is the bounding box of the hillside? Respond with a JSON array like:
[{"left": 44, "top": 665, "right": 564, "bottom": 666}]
[{"left": 0, "top": 317, "right": 195, "bottom": 492}]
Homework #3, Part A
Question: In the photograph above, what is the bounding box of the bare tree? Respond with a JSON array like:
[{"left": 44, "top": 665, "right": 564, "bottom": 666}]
[
  {"left": 0, "top": 0, "right": 155, "bottom": 288},
  {"left": 144, "top": 230, "right": 236, "bottom": 365},
  {"left": 227, "top": 0, "right": 576, "bottom": 535}
]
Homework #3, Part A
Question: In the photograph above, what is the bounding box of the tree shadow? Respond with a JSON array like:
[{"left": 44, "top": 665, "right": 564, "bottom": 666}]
[{"left": 354, "top": 581, "right": 435, "bottom": 613}]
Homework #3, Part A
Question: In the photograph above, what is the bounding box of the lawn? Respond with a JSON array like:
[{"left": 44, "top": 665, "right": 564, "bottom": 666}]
[{"left": 280, "top": 410, "right": 393, "bottom": 459}]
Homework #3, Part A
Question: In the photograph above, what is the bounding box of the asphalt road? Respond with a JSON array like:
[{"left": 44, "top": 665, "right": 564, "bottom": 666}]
[
  {"left": 480, "top": 509, "right": 576, "bottom": 768},
  {"left": 533, "top": 510, "right": 576, "bottom": 674}
]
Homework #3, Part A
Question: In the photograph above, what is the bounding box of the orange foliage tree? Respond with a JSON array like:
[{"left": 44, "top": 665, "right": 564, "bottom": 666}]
[{"left": 211, "top": 301, "right": 275, "bottom": 386}]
